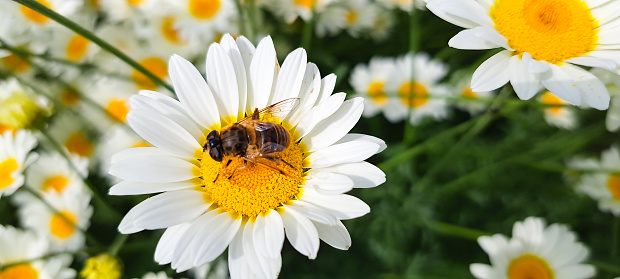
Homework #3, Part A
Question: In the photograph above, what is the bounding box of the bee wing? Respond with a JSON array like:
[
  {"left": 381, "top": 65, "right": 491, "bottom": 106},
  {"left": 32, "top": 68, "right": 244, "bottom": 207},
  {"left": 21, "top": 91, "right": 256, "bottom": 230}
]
[{"left": 238, "top": 98, "right": 300, "bottom": 124}]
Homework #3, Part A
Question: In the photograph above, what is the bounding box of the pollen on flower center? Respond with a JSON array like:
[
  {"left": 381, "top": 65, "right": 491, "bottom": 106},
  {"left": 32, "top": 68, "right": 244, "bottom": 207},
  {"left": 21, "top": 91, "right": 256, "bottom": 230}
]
[
  {"left": 200, "top": 141, "right": 304, "bottom": 218},
  {"left": 0, "top": 263, "right": 38, "bottom": 279},
  {"left": 606, "top": 174, "right": 620, "bottom": 201},
  {"left": 0, "top": 158, "right": 18, "bottom": 189},
  {"left": 508, "top": 254, "right": 554, "bottom": 279},
  {"left": 492, "top": 0, "right": 597, "bottom": 64}
]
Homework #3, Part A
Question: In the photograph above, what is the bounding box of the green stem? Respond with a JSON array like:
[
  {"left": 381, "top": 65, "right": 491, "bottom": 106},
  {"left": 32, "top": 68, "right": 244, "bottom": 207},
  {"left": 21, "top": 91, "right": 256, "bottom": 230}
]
[
  {"left": 108, "top": 234, "right": 129, "bottom": 256},
  {"left": 233, "top": 0, "right": 248, "bottom": 37},
  {"left": 301, "top": 15, "right": 314, "bottom": 52},
  {"left": 427, "top": 221, "right": 488, "bottom": 240},
  {"left": 38, "top": 129, "right": 122, "bottom": 221},
  {"left": 587, "top": 260, "right": 620, "bottom": 274},
  {"left": 246, "top": 0, "right": 258, "bottom": 43},
  {"left": 613, "top": 216, "right": 619, "bottom": 262},
  {"left": 403, "top": 9, "right": 420, "bottom": 145},
  {"left": 12, "top": 0, "right": 174, "bottom": 93}
]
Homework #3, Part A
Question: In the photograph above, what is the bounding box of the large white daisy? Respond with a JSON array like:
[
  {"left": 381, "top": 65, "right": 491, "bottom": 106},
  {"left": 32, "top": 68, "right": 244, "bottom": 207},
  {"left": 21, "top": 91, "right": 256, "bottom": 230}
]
[
  {"left": 109, "top": 34, "right": 385, "bottom": 276},
  {"left": 0, "top": 130, "right": 38, "bottom": 197},
  {"left": 470, "top": 217, "right": 595, "bottom": 279},
  {"left": 425, "top": 0, "right": 620, "bottom": 110}
]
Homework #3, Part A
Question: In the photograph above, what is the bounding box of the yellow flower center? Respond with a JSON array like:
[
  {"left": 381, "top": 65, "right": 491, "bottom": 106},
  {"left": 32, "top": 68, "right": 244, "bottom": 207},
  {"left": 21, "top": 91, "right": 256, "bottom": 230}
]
[
  {"left": 0, "top": 124, "right": 15, "bottom": 134},
  {"left": 50, "top": 210, "right": 77, "bottom": 239},
  {"left": 0, "top": 263, "right": 38, "bottom": 279},
  {"left": 66, "top": 35, "right": 89, "bottom": 62},
  {"left": 606, "top": 174, "right": 620, "bottom": 201},
  {"left": 20, "top": 0, "right": 52, "bottom": 24},
  {"left": 508, "top": 254, "right": 554, "bottom": 279},
  {"left": 294, "top": 0, "right": 314, "bottom": 9},
  {"left": 161, "top": 17, "right": 182, "bottom": 44},
  {"left": 398, "top": 81, "right": 428, "bottom": 108},
  {"left": 492, "top": 0, "right": 598, "bottom": 64},
  {"left": 80, "top": 254, "right": 122, "bottom": 279},
  {"left": 200, "top": 142, "right": 305, "bottom": 218},
  {"left": 1, "top": 53, "right": 31, "bottom": 73},
  {"left": 131, "top": 57, "right": 168, "bottom": 90},
  {"left": 346, "top": 11, "right": 357, "bottom": 24},
  {"left": 106, "top": 99, "right": 130, "bottom": 123},
  {"left": 131, "top": 141, "right": 151, "bottom": 148},
  {"left": 60, "top": 89, "right": 80, "bottom": 107},
  {"left": 65, "top": 132, "right": 94, "bottom": 157},
  {"left": 43, "top": 175, "right": 69, "bottom": 193},
  {"left": 0, "top": 158, "right": 18, "bottom": 190},
  {"left": 461, "top": 87, "right": 477, "bottom": 99},
  {"left": 188, "top": 0, "right": 221, "bottom": 20},
  {"left": 540, "top": 91, "right": 564, "bottom": 115},
  {"left": 367, "top": 81, "right": 387, "bottom": 104},
  {"left": 127, "top": 0, "right": 144, "bottom": 6},
  {"left": 0, "top": 90, "right": 40, "bottom": 130}
]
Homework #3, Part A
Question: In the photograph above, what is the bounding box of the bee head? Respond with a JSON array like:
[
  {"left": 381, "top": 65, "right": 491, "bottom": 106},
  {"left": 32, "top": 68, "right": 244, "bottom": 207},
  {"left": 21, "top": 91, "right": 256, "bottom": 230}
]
[{"left": 205, "top": 130, "right": 223, "bottom": 162}]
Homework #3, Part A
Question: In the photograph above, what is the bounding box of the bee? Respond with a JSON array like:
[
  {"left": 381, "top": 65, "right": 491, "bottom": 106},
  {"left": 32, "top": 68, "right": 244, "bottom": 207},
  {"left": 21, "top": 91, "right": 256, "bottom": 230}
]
[{"left": 203, "top": 98, "right": 300, "bottom": 182}]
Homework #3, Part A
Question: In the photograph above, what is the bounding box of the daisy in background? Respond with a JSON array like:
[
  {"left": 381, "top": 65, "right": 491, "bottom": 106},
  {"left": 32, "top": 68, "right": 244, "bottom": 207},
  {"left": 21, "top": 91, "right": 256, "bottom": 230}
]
[
  {"left": 568, "top": 145, "right": 620, "bottom": 216},
  {"left": 349, "top": 56, "right": 402, "bottom": 122},
  {"left": 135, "top": 13, "right": 205, "bottom": 59},
  {"left": 369, "top": 8, "right": 395, "bottom": 42},
  {"left": 451, "top": 72, "right": 493, "bottom": 116},
  {"left": 315, "top": 0, "right": 379, "bottom": 38},
  {"left": 110, "top": 34, "right": 386, "bottom": 276},
  {"left": 0, "top": 225, "right": 76, "bottom": 279},
  {"left": 0, "top": 130, "right": 38, "bottom": 198},
  {"left": 167, "top": 0, "right": 239, "bottom": 45},
  {"left": 425, "top": 0, "right": 620, "bottom": 110},
  {"left": 267, "top": 0, "right": 335, "bottom": 24},
  {"left": 539, "top": 91, "right": 577, "bottom": 130},
  {"left": 14, "top": 188, "right": 93, "bottom": 252},
  {"left": 385, "top": 52, "right": 450, "bottom": 124},
  {"left": 25, "top": 152, "right": 88, "bottom": 196},
  {"left": 0, "top": 77, "right": 48, "bottom": 133},
  {"left": 87, "top": 77, "right": 136, "bottom": 126},
  {"left": 48, "top": 111, "right": 98, "bottom": 160},
  {"left": 376, "top": 0, "right": 425, "bottom": 12},
  {"left": 45, "top": 14, "right": 99, "bottom": 77},
  {"left": 470, "top": 217, "right": 595, "bottom": 279},
  {"left": 590, "top": 68, "right": 620, "bottom": 132},
  {"left": 97, "top": 125, "right": 150, "bottom": 184}
]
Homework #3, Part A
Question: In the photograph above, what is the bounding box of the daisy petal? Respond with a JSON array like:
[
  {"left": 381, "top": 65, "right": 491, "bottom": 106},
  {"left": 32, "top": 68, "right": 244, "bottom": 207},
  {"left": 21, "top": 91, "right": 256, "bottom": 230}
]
[
  {"left": 280, "top": 206, "right": 320, "bottom": 259},
  {"left": 111, "top": 147, "right": 171, "bottom": 164},
  {"left": 109, "top": 155, "right": 199, "bottom": 183},
  {"left": 206, "top": 43, "right": 240, "bottom": 122},
  {"left": 471, "top": 50, "right": 511, "bottom": 92},
  {"left": 253, "top": 209, "right": 285, "bottom": 259},
  {"left": 289, "top": 200, "right": 338, "bottom": 225},
  {"left": 303, "top": 98, "right": 364, "bottom": 152},
  {"left": 220, "top": 34, "right": 248, "bottom": 120},
  {"left": 304, "top": 171, "right": 354, "bottom": 195},
  {"left": 285, "top": 63, "right": 322, "bottom": 127},
  {"left": 561, "top": 64, "right": 610, "bottom": 110},
  {"left": 425, "top": 0, "right": 482, "bottom": 29},
  {"left": 155, "top": 223, "right": 191, "bottom": 265},
  {"left": 109, "top": 179, "right": 200, "bottom": 196},
  {"left": 172, "top": 210, "right": 219, "bottom": 271},
  {"left": 228, "top": 229, "right": 256, "bottom": 279},
  {"left": 509, "top": 55, "right": 540, "bottom": 100},
  {"left": 194, "top": 213, "right": 241, "bottom": 266},
  {"left": 541, "top": 64, "right": 583, "bottom": 106},
  {"left": 336, "top": 133, "right": 386, "bottom": 153},
  {"left": 449, "top": 26, "right": 510, "bottom": 50},
  {"left": 131, "top": 189, "right": 210, "bottom": 231},
  {"left": 470, "top": 263, "right": 494, "bottom": 278},
  {"left": 271, "top": 48, "right": 307, "bottom": 104},
  {"left": 248, "top": 36, "right": 277, "bottom": 111},
  {"left": 294, "top": 93, "right": 346, "bottom": 140},
  {"left": 312, "top": 219, "right": 351, "bottom": 250},
  {"left": 314, "top": 162, "right": 386, "bottom": 189},
  {"left": 316, "top": 74, "right": 337, "bottom": 105},
  {"left": 300, "top": 188, "right": 370, "bottom": 220},
  {"left": 306, "top": 140, "right": 380, "bottom": 169},
  {"left": 567, "top": 56, "right": 617, "bottom": 71},
  {"left": 243, "top": 221, "right": 282, "bottom": 278},
  {"left": 169, "top": 55, "right": 220, "bottom": 129}
]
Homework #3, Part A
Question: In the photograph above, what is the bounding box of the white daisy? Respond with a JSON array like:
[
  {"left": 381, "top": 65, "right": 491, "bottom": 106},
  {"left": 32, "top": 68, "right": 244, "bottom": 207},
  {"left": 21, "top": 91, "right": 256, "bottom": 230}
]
[
  {"left": 0, "top": 77, "right": 48, "bottom": 132},
  {"left": 385, "top": 52, "right": 450, "bottom": 124},
  {"left": 167, "top": 0, "right": 239, "bottom": 45},
  {"left": 369, "top": 8, "right": 396, "bottom": 42},
  {"left": 109, "top": 34, "right": 386, "bottom": 275},
  {"left": 14, "top": 189, "right": 93, "bottom": 252},
  {"left": 570, "top": 146, "right": 620, "bottom": 216},
  {"left": 0, "top": 130, "right": 38, "bottom": 197},
  {"left": 97, "top": 125, "right": 151, "bottom": 184},
  {"left": 539, "top": 91, "right": 577, "bottom": 130},
  {"left": 267, "top": 0, "right": 335, "bottom": 23},
  {"left": 47, "top": 14, "right": 98, "bottom": 64},
  {"left": 86, "top": 77, "right": 136, "bottom": 126},
  {"left": 452, "top": 74, "right": 493, "bottom": 115},
  {"left": 349, "top": 56, "right": 401, "bottom": 122},
  {"left": 470, "top": 217, "right": 595, "bottom": 279},
  {"left": 25, "top": 152, "right": 88, "bottom": 196},
  {"left": 425, "top": 0, "right": 620, "bottom": 110},
  {"left": 590, "top": 68, "right": 620, "bottom": 132},
  {"left": 376, "top": 0, "right": 425, "bottom": 12},
  {"left": 0, "top": 225, "right": 76, "bottom": 279},
  {"left": 190, "top": 261, "right": 229, "bottom": 279},
  {"left": 140, "top": 271, "right": 170, "bottom": 279},
  {"left": 135, "top": 13, "right": 204, "bottom": 59},
  {"left": 48, "top": 111, "right": 98, "bottom": 159}
]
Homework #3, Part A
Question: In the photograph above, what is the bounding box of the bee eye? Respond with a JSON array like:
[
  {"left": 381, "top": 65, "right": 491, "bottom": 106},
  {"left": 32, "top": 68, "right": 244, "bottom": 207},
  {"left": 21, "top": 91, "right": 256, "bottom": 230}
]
[
  {"left": 236, "top": 143, "right": 243, "bottom": 150},
  {"left": 209, "top": 147, "right": 223, "bottom": 162}
]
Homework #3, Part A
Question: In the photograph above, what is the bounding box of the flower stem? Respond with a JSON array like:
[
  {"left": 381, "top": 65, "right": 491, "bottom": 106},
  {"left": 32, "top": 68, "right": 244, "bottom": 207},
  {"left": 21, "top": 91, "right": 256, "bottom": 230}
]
[
  {"left": 613, "top": 216, "right": 619, "bottom": 262},
  {"left": 426, "top": 221, "right": 488, "bottom": 240},
  {"left": 301, "top": 15, "right": 314, "bottom": 52},
  {"left": 108, "top": 234, "right": 129, "bottom": 256},
  {"left": 12, "top": 0, "right": 174, "bottom": 93},
  {"left": 403, "top": 9, "right": 421, "bottom": 144}
]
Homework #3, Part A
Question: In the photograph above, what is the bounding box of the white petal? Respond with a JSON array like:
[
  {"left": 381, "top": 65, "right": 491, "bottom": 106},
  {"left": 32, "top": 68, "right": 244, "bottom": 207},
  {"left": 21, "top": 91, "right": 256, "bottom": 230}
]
[
  {"left": 425, "top": 0, "right": 483, "bottom": 29},
  {"left": 172, "top": 210, "right": 219, "bottom": 271},
  {"left": 336, "top": 133, "right": 386, "bottom": 153},
  {"left": 300, "top": 188, "right": 370, "bottom": 220},
  {"left": 470, "top": 263, "right": 494, "bottom": 278},
  {"left": 280, "top": 206, "right": 320, "bottom": 259},
  {"left": 561, "top": 64, "right": 610, "bottom": 110},
  {"left": 304, "top": 171, "right": 354, "bottom": 195},
  {"left": 294, "top": 93, "right": 346, "bottom": 139},
  {"left": 288, "top": 200, "right": 338, "bottom": 225},
  {"left": 285, "top": 63, "right": 321, "bottom": 127},
  {"left": 509, "top": 55, "right": 540, "bottom": 100},
  {"left": 312, "top": 219, "right": 351, "bottom": 250},
  {"left": 271, "top": 48, "right": 307, "bottom": 104},
  {"left": 155, "top": 223, "right": 191, "bottom": 264},
  {"left": 206, "top": 43, "right": 240, "bottom": 122},
  {"left": 567, "top": 56, "right": 617, "bottom": 71},
  {"left": 253, "top": 209, "right": 285, "bottom": 259},
  {"left": 316, "top": 74, "right": 337, "bottom": 105},
  {"left": 307, "top": 140, "right": 380, "bottom": 169},
  {"left": 193, "top": 213, "right": 241, "bottom": 266},
  {"left": 109, "top": 179, "right": 200, "bottom": 195},
  {"left": 313, "top": 162, "right": 385, "bottom": 189},
  {"left": 127, "top": 109, "right": 201, "bottom": 158},
  {"left": 248, "top": 36, "right": 277, "bottom": 112},
  {"left": 169, "top": 55, "right": 221, "bottom": 129},
  {"left": 228, "top": 228, "right": 257, "bottom": 279},
  {"left": 111, "top": 147, "right": 171, "bottom": 164},
  {"left": 607, "top": 92, "right": 620, "bottom": 131},
  {"left": 243, "top": 221, "right": 282, "bottom": 278},
  {"left": 131, "top": 93, "right": 204, "bottom": 141},
  {"left": 540, "top": 64, "right": 583, "bottom": 106},
  {"left": 220, "top": 34, "right": 248, "bottom": 120},
  {"left": 109, "top": 155, "right": 199, "bottom": 183},
  {"left": 449, "top": 26, "right": 510, "bottom": 50},
  {"left": 522, "top": 53, "right": 550, "bottom": 74},
  {"left": 302, "top": 98, "right": 364, "bottom": 152},
  {"left": 471, "top": 50, "right": 511, "bottom": 92},
  {"left": 131, "top": 189, "right": 210, "bottom": 230}
]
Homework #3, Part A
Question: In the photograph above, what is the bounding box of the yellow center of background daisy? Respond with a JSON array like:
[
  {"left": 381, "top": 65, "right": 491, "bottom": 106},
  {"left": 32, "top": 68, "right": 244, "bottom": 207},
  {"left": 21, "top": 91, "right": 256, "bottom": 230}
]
[
  {"left": 66, "top": 35, "right": 89, "bottom": 62},
  {"left": 508, "top": 254, "right": 554, "bottom": 279},
  {"left": 65, "top": 132, "right": 94, "bottom": 157},
  {"left": 606, "top": 174, "right": 620, "bottom": 200},
  {"left": 294, "top": 0, "right": 314, "bottom": 9},
  {"left": 201, "top": 143, "right": 304, "bottom": 218},
  {"left": 106, "top": 99, "right": 130, "bottom": 122},
  {"left": 461, "top": 87, "right": 477, "bottom": 99},
  {"left": 43, "top": 175, "right": 69, "bottom": 193},
  {"left": 132, "top": 57, "right": 168, "bottom": 90},
  {"left": 398, "top": 81, "right": 428, "bottom": 108},
  {"left": 0, "top": 263, "right": 38, "bottom": 279},
  {"left": 20, "top": 0, "right": 51, "bottom": 24},
  {"left": 541, "top": 91, "right": 565, "bottom": 115},
  {"left": 161, "top": 17, "right": 182, "bottom": 44},
  {"left": 492, "top": 0, "right": 597, "bottom": 64},
  {"left": 60, "top": 89, "right": 80, "bottom": 106},
  {"left": 0, "top": 158, "right": 18, "bottom": 189},
  {"left": 189, "top": 0, "right": 221, "bottom": 20},
  {"left": 1, "top": 53, "right": 31, "bottom": 73},
  {"left": 50, "top": 210, "right": 77, "bottom": 239},
  {"left": 367, "top": 81, "right": 387, "bottom": 104}
]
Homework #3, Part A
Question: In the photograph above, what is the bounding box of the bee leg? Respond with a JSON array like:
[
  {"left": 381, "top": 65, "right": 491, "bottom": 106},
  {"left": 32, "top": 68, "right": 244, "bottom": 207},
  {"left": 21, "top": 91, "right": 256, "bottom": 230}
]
[
  {"left": 244, "top": 157, "right": 287, "bottom": 175},
  {"left": 280, "top": 159, "right": 296, "bottom": 170},
  {"left": 213, "top": 159, "right": 232, "bottom": 183},
  {"left": 228, "top": 165, "right": 247, "bottom": 180}
]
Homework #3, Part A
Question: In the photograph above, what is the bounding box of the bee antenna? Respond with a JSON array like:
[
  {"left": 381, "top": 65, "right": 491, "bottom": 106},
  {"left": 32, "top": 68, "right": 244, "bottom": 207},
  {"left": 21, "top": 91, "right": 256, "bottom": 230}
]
[{"left": 213, "top": 159, "right": 232, "bottom": 183}]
